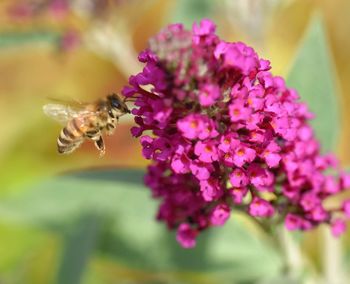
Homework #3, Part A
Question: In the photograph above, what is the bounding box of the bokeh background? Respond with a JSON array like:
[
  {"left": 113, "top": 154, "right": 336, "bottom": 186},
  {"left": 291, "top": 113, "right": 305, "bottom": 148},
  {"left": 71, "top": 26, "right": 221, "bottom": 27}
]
[{"left": 0, "top": 0, "right": 350, "bottom": 283}]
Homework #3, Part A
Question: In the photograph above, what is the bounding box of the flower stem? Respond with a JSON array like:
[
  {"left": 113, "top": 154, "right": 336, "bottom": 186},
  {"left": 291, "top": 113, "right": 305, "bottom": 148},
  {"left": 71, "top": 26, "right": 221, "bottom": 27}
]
[{"left": 322, "top": 227, "right": 345, "bottom": 284}]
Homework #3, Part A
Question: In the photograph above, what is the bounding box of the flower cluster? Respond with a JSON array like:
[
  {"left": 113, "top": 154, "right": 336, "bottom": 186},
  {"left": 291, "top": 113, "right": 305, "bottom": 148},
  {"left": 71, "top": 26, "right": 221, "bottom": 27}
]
[{"left": 123, "top": 19, "right": 350, "bottom": 248}]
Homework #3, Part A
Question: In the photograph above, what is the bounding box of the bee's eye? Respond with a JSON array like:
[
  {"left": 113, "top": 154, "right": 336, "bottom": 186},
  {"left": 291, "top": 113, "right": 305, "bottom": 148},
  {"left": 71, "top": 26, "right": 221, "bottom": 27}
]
[{"left": 111, "top": 98, "right": 120, "bottom": 109}]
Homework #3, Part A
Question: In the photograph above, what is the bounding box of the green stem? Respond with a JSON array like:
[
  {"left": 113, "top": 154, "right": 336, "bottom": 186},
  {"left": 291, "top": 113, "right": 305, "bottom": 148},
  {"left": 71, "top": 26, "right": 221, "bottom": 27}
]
[
  {"left": 275, "top": 226, "right": 303, "bottom": 280},
  {"left": 322, "top": 227, "right": 345, "bottom": 284}
]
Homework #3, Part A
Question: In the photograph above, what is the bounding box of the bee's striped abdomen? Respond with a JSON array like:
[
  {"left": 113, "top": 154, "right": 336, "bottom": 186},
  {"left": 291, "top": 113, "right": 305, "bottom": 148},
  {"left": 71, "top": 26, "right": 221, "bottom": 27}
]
[{"left": 57, "top": 118, "right": 85, "bottom": 154}]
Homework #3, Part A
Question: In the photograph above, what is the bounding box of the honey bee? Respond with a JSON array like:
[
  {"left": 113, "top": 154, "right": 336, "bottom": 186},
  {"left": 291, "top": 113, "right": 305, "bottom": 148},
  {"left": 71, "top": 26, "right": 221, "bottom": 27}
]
[{"left": 43, "top": 93, "right": 130, "bottom": 156}]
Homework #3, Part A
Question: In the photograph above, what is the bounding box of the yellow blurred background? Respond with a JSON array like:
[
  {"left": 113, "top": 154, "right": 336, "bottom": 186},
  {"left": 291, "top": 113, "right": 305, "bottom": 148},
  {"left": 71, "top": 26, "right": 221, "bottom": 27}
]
[{"left": 0, "top": 0, "right": 350, "bottom": 283}]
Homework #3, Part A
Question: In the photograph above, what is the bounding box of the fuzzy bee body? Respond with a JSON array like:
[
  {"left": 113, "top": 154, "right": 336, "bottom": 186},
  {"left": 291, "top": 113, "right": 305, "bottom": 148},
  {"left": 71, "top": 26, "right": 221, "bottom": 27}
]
[{"left": 44, "top": 94, "right": 130, "bottom": 156}]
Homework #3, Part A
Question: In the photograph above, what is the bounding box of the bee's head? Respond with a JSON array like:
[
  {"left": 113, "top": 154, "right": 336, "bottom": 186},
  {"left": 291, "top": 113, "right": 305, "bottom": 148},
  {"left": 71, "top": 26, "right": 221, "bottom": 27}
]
[{"left": 107, "top": 93, "right": 130, "bottom": 115}]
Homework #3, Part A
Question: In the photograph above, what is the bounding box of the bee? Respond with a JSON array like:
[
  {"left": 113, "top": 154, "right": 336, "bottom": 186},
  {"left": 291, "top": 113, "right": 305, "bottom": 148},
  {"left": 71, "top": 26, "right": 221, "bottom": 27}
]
[{"left": 43, "top": 93, "right": 130, "bottom": 156}]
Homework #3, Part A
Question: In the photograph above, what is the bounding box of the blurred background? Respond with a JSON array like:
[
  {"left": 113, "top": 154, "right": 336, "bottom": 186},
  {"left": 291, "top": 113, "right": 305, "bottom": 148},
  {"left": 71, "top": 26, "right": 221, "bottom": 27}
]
[{"left": 0, "top": 0, "right": 350, "bottom": 283}]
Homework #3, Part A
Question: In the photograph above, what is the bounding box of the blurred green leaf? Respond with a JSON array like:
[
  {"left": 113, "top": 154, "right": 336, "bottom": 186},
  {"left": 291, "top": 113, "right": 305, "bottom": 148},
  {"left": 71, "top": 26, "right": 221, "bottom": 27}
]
[
  {"left": 0, "top": 31, "right": 60, "bottom": 49},
  {"left": 0, "top": 169, "right": 282, "bottom": 283},
  {"left": 56, "top": 215, "right": 100, "bottom": 284},
  {"left": 286, "top": 15, "right": 339, "bottom": 152},
  {"left": 171, "top": 0, "right": 213, "bottom": 28}
]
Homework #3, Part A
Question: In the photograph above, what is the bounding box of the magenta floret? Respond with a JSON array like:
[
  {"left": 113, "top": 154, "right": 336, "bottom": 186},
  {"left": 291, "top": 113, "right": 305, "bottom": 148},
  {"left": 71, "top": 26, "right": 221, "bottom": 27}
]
[{"left": 123, "top": 19, "right": 350, "bottom": 247}]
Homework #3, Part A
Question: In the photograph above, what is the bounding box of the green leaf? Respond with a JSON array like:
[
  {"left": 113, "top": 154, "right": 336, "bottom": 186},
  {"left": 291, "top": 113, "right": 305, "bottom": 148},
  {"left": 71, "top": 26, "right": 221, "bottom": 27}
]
[
  {"left": 286, "top": 15, "right": 339, "bottom": 152},
  {"left": 0, "top": 169, "right": 146, "bottom": 225},
  {"left": 0, "top": 32, "right": 60, "bottom": 49},
  {"left": 55, "top": 215, "right": 100, "bottom": 284},
  {"left": 0, "top": 169, "right": 282, "bottom": 283}
]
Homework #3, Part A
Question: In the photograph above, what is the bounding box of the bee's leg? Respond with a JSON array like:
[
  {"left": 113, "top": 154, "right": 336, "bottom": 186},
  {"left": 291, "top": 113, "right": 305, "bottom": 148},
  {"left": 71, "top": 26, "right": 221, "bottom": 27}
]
[
  {"left": 86, "top": 130, "right": 99, "bottom": 138},
  {"left": 94, "top": 136, "right": 105, "bottom": 156},
  {"left": 106, "top": 122, "right": 116, "bottom": 136}
]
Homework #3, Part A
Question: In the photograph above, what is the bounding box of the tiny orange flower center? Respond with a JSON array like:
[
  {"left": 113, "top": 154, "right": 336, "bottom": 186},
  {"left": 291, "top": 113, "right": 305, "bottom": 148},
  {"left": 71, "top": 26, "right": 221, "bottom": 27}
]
[
  {"left": 205, "top": 145, "right": 212, "bottom": 153},
  {"left": 237, "top": 149, "right": 245, "bottom": 156},
  {"left": 233, "top": 109, "right": 240, "bottom": 116},
  {"left": 190, "top": 121, "right": 198, "bottom": 128}
]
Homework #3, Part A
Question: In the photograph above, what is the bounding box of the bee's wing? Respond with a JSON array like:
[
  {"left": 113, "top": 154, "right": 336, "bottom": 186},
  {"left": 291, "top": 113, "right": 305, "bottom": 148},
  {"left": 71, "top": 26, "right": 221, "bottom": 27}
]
[
  {"left": 46, "top": 97, "right": 89, "bottom": 107},
  {"left": 43, "top": 103, "right": 94, "bottom": 125}
]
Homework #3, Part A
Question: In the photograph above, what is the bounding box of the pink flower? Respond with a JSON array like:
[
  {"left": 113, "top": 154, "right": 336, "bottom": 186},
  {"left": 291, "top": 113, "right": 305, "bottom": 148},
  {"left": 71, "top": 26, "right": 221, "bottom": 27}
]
[
  {"left": 232, "top": 145, "right": 256, "bottom": 167},
  {"left": 190, "top": 161, "right": 212, "bottom": 180},
  {"left": 176, "top": 223, "right": 198, "bottom": 248},
  {"left": 140, "top": 135, "right": 154, "bottom": 159},
  {"left": 298, "top": 125, "right": 313, "bottom": 141},
  {"left": 198, "top": 84, "right": 221, "bottom": 107},
  {"left": 257, "top": 71, "right": 274, "bottom": 88},
  {"left": 153, "top": 138, "right": 173, "bottom": 161},
  {"left": 262, "top": 141, "right": 281, "bottom": 168},
  {"left": 218, "top": 134, "right": 239, "bottom": 153},
  {"left": 331, "top": 219, "right": 346, "bottom": 237},
  {"left": 210, "top": 204, "right": 231, "bottom": 226},
  {"left": 177, "top": 114, "right": 218, "bottom": 140},
  {"left": 271, "top": 116, "right": 297, "bottom": 141},
  {"left": 247, "top": 87, "right": 265, "bottom": 111},
  {"left": 192, "top": 19, "right": 216, "bottom": 44},
  {"left": 171, "top": 154, "right": 190, "bottom": 174},
  {"left": 219, "top": 42, "right": 260, "bottom": 75},
  {"left": 309, "top": 205, "right": 328, "bottom": 222},
  {"left": 229, "top": 100, "right": 252, "bottom": 122},
  {"left": 323, "top": 176, "right": 340, "bottom": 194},
  {"left": 230, "top": 187, "right": 248, "bottom": 204},
  {"left": 140, "top": 136, "right": 172, "bottom": 161},
  {"left": 194, "top": 141, "right": 219, "bottom": 163},
  {"left": 285, "top": 213, "right": 311, "bottom": 231},
  {"left": 341, "top": 173, "right": 350, "bottom": 188},
  {"left": 248, "top": 129, "right": 267, "bottom": 143},
  {"left": 229, "top": 168, "right": 249, "bottom": 188},
  {"left": 282, "top": 184, "right": 300, "bottom": 202},
  {"left": 249, "top": 197, "right": 275, "bottom": 217},
  {"left": 247, "top": 164, "right": 274, "bottom": 191},
  {"left": 300, "top": 192, "right": 320, "bottom": 211},
  {"left": 342, "top": 199, "right": 350, "bottom": 218},
  {"left": 246, "top": 113, "right": 263, "bottom": 130},
  {"left": 199, "top": 178, "right": 222, "bottom": 201},
  {"left": 285, "top": 214, "right": 303, "bottom": 231}
]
